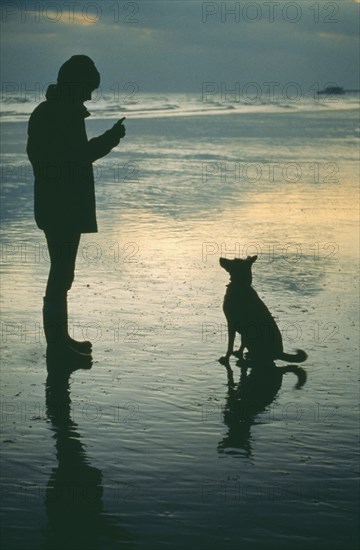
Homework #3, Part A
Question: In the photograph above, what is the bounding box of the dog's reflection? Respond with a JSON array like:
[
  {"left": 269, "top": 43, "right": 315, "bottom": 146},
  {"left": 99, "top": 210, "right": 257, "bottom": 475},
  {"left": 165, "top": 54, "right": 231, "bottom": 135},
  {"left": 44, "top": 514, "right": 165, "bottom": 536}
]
[
  {"left": 218, "top": 361, "right": 307, "bottom": 458},
  {"left": 44, "top": 358, "right": 134, "bottom": 550}
]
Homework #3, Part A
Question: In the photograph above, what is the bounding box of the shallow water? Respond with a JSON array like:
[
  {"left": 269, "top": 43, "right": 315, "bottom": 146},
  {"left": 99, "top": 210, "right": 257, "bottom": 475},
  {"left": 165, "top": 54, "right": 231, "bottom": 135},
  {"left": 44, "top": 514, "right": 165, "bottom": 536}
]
[{"left": 1, "top": 104, "right": 359, "bottom": 549}]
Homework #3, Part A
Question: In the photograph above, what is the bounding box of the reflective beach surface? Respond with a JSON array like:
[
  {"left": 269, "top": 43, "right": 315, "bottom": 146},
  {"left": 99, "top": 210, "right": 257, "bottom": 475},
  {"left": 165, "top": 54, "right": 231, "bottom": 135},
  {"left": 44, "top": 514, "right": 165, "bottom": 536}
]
[{"left": 1, "top": 96, "right": 359, "bottom": 549}]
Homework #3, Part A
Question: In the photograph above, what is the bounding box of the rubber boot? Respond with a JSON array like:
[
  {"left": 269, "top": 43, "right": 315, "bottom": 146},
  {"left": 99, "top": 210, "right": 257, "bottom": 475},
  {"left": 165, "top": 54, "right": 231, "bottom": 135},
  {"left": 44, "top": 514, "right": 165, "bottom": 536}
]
[
  {"left": 63, "top": 298, "right": 92, "bottom": 353},
  {"left": 43, "top": 298, "right": 92, "bottom": 370}
]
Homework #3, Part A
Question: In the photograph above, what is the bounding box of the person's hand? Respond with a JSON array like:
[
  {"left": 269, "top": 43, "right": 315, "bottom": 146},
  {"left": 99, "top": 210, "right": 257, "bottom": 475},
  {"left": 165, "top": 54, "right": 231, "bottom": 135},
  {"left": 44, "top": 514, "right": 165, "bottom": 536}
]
[{"left": 112, "top": 117, "right": 126, "bottom": 139}]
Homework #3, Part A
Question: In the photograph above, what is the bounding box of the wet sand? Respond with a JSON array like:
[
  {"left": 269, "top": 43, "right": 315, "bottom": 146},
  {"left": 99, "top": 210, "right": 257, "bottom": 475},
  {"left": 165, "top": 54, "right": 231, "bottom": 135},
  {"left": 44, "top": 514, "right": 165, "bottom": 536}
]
[{"left": 1, "top": 109, "right": 359, "bottom": 549}]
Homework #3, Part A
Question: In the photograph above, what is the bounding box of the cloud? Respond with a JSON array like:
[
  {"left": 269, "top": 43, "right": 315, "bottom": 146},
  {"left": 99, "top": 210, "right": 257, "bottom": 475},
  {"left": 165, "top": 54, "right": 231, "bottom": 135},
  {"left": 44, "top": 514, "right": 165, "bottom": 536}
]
[
  {"left": 45, "top": 11, "right": 98, "bottom": 27},
  {"left": 317, "top": 31, "right": 359, "bottom": 43},
  {"left": 0, "top": 0, "right": 359, "bottom": 91}
]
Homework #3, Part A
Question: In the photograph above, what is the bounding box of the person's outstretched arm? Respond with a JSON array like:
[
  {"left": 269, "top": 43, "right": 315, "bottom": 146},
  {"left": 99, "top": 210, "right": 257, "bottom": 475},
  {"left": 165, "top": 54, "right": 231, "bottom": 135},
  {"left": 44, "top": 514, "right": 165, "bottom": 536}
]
[{"left": 87, "top": 119, "right": 126, "bottom": 162}]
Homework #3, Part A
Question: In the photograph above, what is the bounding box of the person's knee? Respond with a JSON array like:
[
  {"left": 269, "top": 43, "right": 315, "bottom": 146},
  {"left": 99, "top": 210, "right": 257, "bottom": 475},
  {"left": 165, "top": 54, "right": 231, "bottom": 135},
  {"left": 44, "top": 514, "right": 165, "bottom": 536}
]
[{"left": 46, "top": 265, "right": 73, "bottom": 296}]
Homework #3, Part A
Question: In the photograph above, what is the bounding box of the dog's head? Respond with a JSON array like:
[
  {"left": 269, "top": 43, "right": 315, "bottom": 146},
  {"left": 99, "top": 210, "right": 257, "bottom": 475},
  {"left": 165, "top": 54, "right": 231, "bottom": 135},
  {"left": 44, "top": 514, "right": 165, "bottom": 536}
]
[{"left": 219, "top": 255, "right": 257, "bottom": 284}]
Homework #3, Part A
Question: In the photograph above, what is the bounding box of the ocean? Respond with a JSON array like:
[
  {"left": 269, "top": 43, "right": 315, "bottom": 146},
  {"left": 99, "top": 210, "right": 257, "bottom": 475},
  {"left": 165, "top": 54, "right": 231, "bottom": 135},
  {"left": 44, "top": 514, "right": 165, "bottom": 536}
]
[{"left": 0, "top": 91, "right": 359, "bottom": 549}]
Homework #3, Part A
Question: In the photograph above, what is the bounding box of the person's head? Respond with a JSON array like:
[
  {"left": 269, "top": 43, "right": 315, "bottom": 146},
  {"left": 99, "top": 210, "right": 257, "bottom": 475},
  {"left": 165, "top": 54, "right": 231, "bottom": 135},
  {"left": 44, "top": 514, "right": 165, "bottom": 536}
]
[{"left": 57, "top": 55, "right": 100, "bottom": 102}]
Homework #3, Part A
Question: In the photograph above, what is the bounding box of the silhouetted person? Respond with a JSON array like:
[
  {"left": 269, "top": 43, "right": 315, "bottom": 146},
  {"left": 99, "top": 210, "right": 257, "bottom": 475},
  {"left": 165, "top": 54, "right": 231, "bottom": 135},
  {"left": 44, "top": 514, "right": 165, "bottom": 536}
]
[{"left": 27, "top": 55, "right": 126, "bottom": 367}]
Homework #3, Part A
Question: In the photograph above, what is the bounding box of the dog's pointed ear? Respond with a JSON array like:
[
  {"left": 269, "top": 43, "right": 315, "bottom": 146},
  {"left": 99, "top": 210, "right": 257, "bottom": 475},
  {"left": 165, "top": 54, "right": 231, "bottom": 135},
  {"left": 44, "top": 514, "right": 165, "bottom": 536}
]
[{"left": 249, "top": 255, "right": 258, "bottom": 264}]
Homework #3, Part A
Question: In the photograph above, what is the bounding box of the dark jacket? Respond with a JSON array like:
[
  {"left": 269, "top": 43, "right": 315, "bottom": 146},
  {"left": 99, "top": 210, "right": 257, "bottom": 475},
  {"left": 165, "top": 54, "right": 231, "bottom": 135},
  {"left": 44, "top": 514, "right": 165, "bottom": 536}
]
[{"left": 27, "top": 85, "right": 121, "bottom": 233}]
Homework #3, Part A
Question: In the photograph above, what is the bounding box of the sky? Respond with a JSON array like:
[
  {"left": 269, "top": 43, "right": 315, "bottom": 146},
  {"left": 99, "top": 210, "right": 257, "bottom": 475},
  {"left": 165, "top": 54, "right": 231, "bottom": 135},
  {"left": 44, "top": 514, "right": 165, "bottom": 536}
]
[{"left": 0, "top": 0, "right": 359, "bottom": 94}]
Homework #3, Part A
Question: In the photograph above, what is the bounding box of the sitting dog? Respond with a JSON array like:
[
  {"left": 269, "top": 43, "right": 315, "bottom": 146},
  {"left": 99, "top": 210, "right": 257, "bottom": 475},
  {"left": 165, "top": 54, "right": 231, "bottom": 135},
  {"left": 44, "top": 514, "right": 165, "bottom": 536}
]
[{"left": 218, "top": 255, "right": 307, "bottom": 366}]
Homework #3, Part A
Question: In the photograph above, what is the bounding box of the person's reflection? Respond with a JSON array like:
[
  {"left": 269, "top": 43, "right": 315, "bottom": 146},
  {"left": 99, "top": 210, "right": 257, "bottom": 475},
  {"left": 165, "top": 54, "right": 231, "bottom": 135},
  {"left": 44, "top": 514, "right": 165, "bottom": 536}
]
[
  {"left": 44, "top": 358, "right": 134, "bottom": 550},
  {"left": 218, "top": 361, "right": 307, "bottom": 458}
]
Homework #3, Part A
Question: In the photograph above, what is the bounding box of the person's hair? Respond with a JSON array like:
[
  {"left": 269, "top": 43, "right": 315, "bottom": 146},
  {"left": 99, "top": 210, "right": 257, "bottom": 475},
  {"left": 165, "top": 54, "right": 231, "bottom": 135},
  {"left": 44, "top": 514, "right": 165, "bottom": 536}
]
[{"left": 57, "top": 55, "right": 100, "bottom": 90}]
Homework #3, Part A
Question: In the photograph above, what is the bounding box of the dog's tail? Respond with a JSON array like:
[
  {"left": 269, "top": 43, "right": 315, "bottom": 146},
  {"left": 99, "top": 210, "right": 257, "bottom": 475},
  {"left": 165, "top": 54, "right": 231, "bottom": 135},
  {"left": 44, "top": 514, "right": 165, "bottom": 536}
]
[
  {"left": 280, "top": 364, "right": 307, "bottom": 388},
  {"left": 278, "top": 349, "right": 307, "bottom": 363}
]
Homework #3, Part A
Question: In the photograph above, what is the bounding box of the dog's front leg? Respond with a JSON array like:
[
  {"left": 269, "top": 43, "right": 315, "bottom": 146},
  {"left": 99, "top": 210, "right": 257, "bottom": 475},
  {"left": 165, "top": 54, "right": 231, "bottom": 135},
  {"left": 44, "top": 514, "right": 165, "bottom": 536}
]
[
  {"left": 233, "top": 339, "right": 245, "bottom": 360},
  {"left": 226, "top": 324, "right": 236, "bottom": 358},
  {"left": 219, "top": 325, "right": 236, "bottom": 366},
  {"left": 231, "top": 332, "right": 244, "bottom": 359}
]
